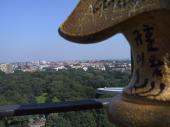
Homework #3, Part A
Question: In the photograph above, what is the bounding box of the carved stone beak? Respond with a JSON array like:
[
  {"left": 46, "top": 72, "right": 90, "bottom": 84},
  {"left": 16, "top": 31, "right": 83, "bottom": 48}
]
[{"left": 59, "top": 0, "right": 169, "bottom": 43}]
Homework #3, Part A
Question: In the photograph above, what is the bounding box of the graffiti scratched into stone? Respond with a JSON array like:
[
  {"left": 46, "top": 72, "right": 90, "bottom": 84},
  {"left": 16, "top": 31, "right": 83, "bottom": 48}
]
[
  {"left": 60, "top": 0, "right": 170, "bottom": 126},
  {"left": 92, "top": 0, "right": 145, "bottom": 13},
  {"left": 136, "top": 52, "right": 145, "bottom": 67},
  {"left": 132, "top": 24, "right": 165, "bottom": 96},
  {"left": 134, "top": 78, "right": 149, "bottom": 90},
  {"left": 133, "top": 30, "right": 143, "bottom": 46},
  {"left": 149, "top": 55, "right": 164, "bottom": 77},
  {"left": 133, "top": 24, "right": 158, "bottom": 51},
  {"left": 133, "top": 69, "right": 165, "bottom": 96},
  {"left": 143, "top": 24, "right": 158, "bottom": 52}
]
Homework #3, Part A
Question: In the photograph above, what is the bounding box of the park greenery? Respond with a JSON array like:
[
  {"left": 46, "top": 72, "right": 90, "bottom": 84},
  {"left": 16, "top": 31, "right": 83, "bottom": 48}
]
[{"left": 0, "top": 67, "right": 130, "bottom": 127}]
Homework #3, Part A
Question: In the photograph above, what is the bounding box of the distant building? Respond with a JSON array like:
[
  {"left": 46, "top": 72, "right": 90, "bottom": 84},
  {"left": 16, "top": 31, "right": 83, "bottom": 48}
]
[
  {"left": 54, "top": 66, "right": 66, "bottom": 71},
  {"left": 83, "top": 67, "right": 88, "bottom": 71},
  {"left": 0, "top": 64, "right": 13, "bottom": 73},
  {"left": 99, "top": 66, "right": 106, "bottom": 71}
]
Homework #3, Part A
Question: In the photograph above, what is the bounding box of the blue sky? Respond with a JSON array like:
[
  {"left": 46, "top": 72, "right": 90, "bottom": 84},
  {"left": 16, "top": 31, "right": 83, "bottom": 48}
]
[{"left": 0, "top": 0, "right": 130, "bottom": 63}]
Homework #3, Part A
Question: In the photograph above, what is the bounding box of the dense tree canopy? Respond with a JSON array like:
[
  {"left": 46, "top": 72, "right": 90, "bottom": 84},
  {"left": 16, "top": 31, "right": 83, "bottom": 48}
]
[{"left": 0, "top": 68, "right": 130, "bottom": 127}]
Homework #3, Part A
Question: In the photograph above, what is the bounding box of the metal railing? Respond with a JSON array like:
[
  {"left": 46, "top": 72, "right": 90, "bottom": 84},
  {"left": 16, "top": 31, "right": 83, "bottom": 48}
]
[{"left": 0, "top": 87, "right": 123, "bottom": 117}]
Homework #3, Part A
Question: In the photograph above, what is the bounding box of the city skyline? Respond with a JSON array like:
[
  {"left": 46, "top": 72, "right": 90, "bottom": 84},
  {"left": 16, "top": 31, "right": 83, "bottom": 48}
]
[
  {"left": 0, "top": 0, "right": 130, "bottom": 63},
  {"left": 0, "top": 59, "right": 131, "bottom": 74},
  {"left": 0, "top": 58, "right": 131, "bottom": 64}
]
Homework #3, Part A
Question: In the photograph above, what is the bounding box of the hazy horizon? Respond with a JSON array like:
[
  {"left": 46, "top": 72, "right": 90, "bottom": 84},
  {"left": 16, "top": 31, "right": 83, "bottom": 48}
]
[
  {"left": 0, "top": 0, "right": 130, "bottom": 63},
  {"left": 0, "top": 58, "right": 131, "bottom": 64}
]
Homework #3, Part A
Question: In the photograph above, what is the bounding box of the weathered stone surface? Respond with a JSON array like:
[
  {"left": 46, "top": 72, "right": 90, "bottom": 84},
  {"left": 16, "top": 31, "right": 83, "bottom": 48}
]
[
  {"left": 59, "top": 0, "right": 170, "bottom": 43},
  {"left": 122, "top": 10, "right": 170, "bottom": 101},
  {"left": 108, "top": 95, "right": 170, "bottom": 127},
  {"left": 59, "top": 0, "right": 170, "bottom": 127}
]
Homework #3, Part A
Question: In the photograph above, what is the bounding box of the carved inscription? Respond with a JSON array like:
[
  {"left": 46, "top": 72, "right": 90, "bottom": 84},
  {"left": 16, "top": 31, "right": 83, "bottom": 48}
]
[
  {"left": 149, "top": 55, "right": 164, "bottom": 77},
  {"left": 132, "top": 24, "right": 165, "bottom": 96},
  {"left": 133, "top": 30, "right": 143, "bottom": 46},
  {"left": 136, "top": 52, "right": 144, "bottom": 67},
  {"left": 92, "top": 0, "right": 146, "bottom": 13},
  {"left": 143, "top": 24, "right": 158, "bottom": 52}
]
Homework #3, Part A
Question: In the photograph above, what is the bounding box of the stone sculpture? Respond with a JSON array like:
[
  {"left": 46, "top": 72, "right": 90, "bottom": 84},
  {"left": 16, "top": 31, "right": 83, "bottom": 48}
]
[{"left": 59, "top": 0, "right": 170, "bottom": 127}]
